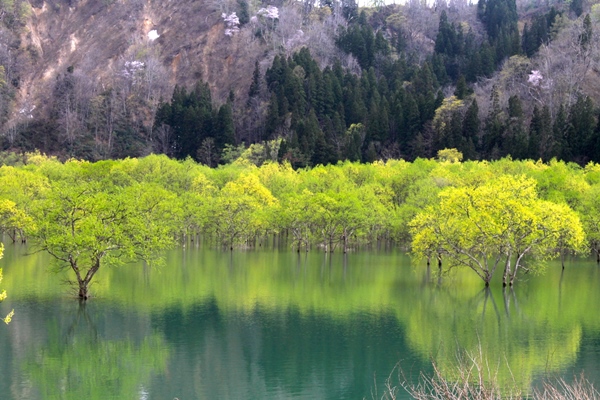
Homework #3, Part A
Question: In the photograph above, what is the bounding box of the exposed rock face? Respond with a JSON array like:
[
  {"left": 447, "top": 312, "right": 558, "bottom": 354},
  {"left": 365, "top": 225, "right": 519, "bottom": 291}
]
[{"left": 13, "top": 0, "right": 261, "bottom": 121}]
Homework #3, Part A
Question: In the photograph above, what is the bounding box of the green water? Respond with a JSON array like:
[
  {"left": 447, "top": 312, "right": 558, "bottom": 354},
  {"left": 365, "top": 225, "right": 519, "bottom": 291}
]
[{"left": 0, "top": 244, "right": 599, "bottom": 399}]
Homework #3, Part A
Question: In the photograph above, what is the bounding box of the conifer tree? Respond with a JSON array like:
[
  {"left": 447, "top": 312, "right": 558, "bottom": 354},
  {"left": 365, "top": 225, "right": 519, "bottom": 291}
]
[
  {"left": 431, "top": 54, "right": 449, "bottom": 86},
  {"left": 214, "top": 104, "right": 235, "bottom": 150},
  {"left": 482, "top": 86, "right": 504, "bottom": 158},
  {"left": 265, "top": 93, "right": 280, "bottom": 140},
  {"left": 443, "top": 110, "right": 464, "bottom": 151},
  {"left": 570, "top": 0, "right": 583, "bottom": 17},
  {"left": 454, "top": 75, "right": 468, "bottom": 100},
  {"left": 504, "top": 95, "right": 527, "bottom": 159},
  {"left": 413, "top": 63, "right": 438, "bottom": 126},
  {"left": 592, "top": 112, "right": 600, "bottom": 163},
  {"left": 477, "top": 0, "right": 519, "bottom": 67},
  {"left": 579, "top": 14, "right": 592, "bottom": 51},
  {"left": 248, "top": 61, "right": 261, "bottom": 103},
  {"left": 237, "top": 0, "right": 250, "bottom": 25},
  {"left": 564, "top": 96, "right": 596, "bottom": 162},
  {"left": 462, "top": 99, "right": 479, "bottom": 159},
  {"left": 374, "top": 30, "right": 390, "bottom": 56},
  {"left": 528, "top": 106, "right": 551, "bottom": 160},
  {"left": 403, "top": 92, "right": 421, "bottom": 149},
  {"left": 551, "top": 104, "right": 567, "bottom": 160}
]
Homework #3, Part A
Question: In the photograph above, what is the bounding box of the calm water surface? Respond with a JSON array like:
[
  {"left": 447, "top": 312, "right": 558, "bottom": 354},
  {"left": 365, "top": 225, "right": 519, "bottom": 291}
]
[{"left": 1, "top": 244, "right": 600, "bottom": 399}]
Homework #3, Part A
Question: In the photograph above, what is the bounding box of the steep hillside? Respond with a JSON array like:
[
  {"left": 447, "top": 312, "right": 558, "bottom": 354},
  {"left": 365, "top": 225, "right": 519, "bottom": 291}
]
[
  {"left": 1, "top": 0, "right": 599, "bottom": 165},
  {"left": 0, "top": 0, "right": 347, "bottom": 159},
  {"left": 18, "top": 0, "right": 258, "bottom": 114}
]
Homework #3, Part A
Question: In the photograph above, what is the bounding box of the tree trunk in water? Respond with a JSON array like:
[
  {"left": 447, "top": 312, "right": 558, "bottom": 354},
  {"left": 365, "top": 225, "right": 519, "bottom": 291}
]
[
  {"left": 509, "top": 251, "right": 529, "bottom": 287},
  {"left": 509, "top": 265, "right": 519, "bottom": 286},
  {"left": 76, "top": 259, "right": 101, "bottom": 301},
  {"left": 502, "top": 256, "right": 511, "bottom": 287},
  {"left": 78, "top": 282, "right": 89, "bottom": 300}
]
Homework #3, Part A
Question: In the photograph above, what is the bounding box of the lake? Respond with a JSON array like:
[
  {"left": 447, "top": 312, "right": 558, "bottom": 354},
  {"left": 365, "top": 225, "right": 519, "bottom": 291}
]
[{"left": 0, "top": 243, "right": 599, "bottom": 399}]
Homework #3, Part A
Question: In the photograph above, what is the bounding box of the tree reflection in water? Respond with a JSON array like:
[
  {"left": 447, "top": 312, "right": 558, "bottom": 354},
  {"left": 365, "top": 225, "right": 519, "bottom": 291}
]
[{"left": 22, "top": 302, "right": 169, "bottom": 400}]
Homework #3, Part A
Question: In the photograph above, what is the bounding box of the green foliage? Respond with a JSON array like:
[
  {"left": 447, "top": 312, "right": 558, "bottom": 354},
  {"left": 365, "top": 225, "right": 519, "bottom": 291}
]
[
  {"left": 410, "top": 174, "right": 585, "bottom": 286},
  {"left": 0, "top": 182, "right": 33, "bottom": 322},
  {"left": 0, "top": 243, "right": 15, "bottom": 324},
  {"left": 26, "top": 158, "right": 181, "bottom": 299},
  {"left": 436, "top": 148, "right": 463, "bottom": 163},
  {"left": 205, "top": 173, "right": 278, "bottom": 249},
  {"left": 1, "top": 152, "right": 600, "bottom": 295},
  {"left": 577, "top": 178, "right": 600, "bottom": 254},
  {"left": 0, "top": 0, "right": 29, "bottom": 29},
  {"left": 0, "top": 196, "right": 33, "bottom": 242}
]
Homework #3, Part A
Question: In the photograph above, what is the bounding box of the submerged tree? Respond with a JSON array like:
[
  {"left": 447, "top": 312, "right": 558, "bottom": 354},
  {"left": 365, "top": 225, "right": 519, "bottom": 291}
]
[
  {"left": 410, "top": 175, "right": 585, "bottom": 286},
  {"left": 0, "top": 196, "right": 27, "bottom": 323},
  {"left": 0, "top": 243, "right": 14, "bottom": 324},
  {"left": 30, "top": 161, "right": 180, "bottom": 300},
  {"left": 205, "top": 173, "right": 277, "bottom": 249},
  {"left": 579, "top": 181, "right": 600, "bottom": 262}
]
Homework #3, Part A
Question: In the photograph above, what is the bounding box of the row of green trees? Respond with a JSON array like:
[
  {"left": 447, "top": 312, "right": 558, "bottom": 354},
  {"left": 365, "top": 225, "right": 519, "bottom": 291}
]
[{"left": 0, "top": 151, "right": 597, "bottom": 297}]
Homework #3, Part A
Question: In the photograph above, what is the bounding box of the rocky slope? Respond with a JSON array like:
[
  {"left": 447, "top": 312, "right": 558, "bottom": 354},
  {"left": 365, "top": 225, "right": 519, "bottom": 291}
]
[{"left": 10, "top": 0, "right": 262, "bottom": 122}]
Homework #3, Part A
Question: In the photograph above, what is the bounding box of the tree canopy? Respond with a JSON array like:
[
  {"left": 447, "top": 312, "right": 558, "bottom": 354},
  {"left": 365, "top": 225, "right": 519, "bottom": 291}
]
[
  {"left": 27, "top": 159, "right": 180, "bottom": 299},
  {"left": 410, "top": 174, "right": 585, "bottom": 286},
  {"left": 0, "top": 151, "right": 597, "bottom": 296},
  {"left": 0, "top": 242, "right": 14, "bottom": 324}
]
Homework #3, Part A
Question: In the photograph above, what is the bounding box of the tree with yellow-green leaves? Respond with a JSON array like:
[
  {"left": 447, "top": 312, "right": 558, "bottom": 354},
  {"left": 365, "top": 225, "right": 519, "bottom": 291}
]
[
  {"left": 0, "top": 244, "right": 15, "bottom": 324},
  {"left": 2, "top": 150, "right": 600, "bottom": 300},
  {"left": 205, "top": 173, "right": 278, "bottom": 250},
  {"left": 0, "top": 198, "right": 33, "bottom": 243},
  {"left": 580, "top": 184, "right": 600, "bottom": 262},
  {"left": 0, "top": 186, "right": 38, "bottom": 321},
  {"left": 279, "top": 189, "right": 319, "bottom": 252},
  {"left": 0, "top": 197, "right": 25, "bottom": 322},
  {"left": 28, "top": 159, "right": 181, "bottom": 300},
  {"left": 410, "top": 175, "right": 586, "bottom": 286}
]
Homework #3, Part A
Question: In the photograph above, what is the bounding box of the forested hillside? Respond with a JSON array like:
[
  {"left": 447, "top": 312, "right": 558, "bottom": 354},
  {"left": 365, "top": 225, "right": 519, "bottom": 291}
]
[{"left": 0, "top": 0, "right": 599, "bottom": 165}]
